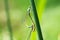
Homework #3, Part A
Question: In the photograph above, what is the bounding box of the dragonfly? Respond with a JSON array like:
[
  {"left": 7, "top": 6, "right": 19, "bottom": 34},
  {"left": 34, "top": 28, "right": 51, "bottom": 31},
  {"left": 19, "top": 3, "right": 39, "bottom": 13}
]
[
  {"left": 21, "top": 6, "right": 36, "bottom": 40},
  {"left": 27, "top": 6, "right": 36, "bottom": 40}
]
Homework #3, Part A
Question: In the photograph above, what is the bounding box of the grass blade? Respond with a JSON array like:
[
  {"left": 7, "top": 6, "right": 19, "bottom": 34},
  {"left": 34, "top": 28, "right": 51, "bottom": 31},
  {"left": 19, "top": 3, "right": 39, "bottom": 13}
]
[
  {"left": 30, "top": 0, "right": 43, "bottom": 40},
  {"left": 4, "top": 0, "right": 13, "bottom": 40}
]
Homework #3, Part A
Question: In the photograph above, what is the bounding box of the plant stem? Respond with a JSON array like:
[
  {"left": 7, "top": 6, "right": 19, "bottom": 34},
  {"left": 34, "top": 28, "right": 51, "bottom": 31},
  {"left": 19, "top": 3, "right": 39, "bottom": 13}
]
[
  {"left": 30, "top": 0, "right": 43, "bottom": 40},
  {"left": 4, "top": 0, "right": 13, "bottom": 40}
]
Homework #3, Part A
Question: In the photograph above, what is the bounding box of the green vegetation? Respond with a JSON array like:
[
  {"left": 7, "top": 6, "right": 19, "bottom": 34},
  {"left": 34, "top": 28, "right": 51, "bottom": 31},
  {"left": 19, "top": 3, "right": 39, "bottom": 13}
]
[{"left": 0, "top": 0, "right": 60, "bottom": 40}]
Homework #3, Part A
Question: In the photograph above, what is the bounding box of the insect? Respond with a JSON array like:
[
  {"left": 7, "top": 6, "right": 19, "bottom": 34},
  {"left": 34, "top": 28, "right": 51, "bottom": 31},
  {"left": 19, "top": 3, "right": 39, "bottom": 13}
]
[
  {"left": 27, "top": 6, "right": 35, "bottom": 32},
  {"left": 26, "top": 6, "right": 36, "bottom": 40}
]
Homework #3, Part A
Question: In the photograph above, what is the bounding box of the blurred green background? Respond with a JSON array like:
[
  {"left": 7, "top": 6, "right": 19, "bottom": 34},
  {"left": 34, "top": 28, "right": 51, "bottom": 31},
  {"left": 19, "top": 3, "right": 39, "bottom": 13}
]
[{"left": 0, "top": 0, "right": 60, "bottom": 40}]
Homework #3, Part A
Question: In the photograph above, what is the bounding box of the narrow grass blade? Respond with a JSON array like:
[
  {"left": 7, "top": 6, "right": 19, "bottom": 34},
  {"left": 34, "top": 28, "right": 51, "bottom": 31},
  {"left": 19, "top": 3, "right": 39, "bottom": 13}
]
[
  {"left": 30, "top": 0, "right": 43, "bottom": 40},
  {"left": 4, "top": 0, "right": 13, "bottom": 40}
]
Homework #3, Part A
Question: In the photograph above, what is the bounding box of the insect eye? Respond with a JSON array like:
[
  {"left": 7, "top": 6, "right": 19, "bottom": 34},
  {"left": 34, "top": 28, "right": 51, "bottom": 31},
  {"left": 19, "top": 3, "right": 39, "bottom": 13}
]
[{"left": 27, "top": 6, "right": 31, "bottom": 15}]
